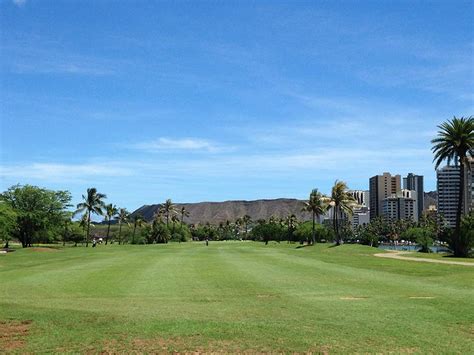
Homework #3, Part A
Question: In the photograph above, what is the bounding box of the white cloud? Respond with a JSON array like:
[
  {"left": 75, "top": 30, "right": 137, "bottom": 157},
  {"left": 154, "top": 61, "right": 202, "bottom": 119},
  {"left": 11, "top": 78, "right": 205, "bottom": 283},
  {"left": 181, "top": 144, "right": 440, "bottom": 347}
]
[
  {"left": 0, "top": 163, "right": 134, "bottom": 182},
  {"left": 12, "top": 0, "right": 26, "bottom": 7},
  {"left": 132, "top": 137, "right": 229, "bottom": 153}
]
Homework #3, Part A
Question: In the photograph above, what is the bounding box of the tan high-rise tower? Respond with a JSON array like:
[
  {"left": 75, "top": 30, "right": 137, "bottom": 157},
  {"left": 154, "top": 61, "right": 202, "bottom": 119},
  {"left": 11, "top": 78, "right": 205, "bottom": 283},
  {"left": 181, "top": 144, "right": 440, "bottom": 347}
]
[{"left": 369, "top": 172, "right": 401, "bottom": 220}]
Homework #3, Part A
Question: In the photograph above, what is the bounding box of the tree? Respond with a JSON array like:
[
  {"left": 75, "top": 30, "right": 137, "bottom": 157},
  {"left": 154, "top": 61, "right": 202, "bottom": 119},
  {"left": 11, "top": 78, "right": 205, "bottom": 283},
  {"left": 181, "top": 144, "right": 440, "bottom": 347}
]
[
  {"left": 302, "top": 189, "right": 328, "bottom": 245},
  {"left": 62, "top": 211, "right": 73, "bottom": 246},
  {"left": 1, "top": 185, "right": 72, "bottom": 247},
  {"left": 251, "top": 220, "right": 285, "bottom": 244},
  {"left": 115, "top": 208, "right": 130, "bottom": 245},
  {"left": 235, "top": 217, "right": 243, "bottom": 239},
  {"left": 327, "top": 181, "right": 355, "bottom": 246},
  {"left": 180, "top": 206, "right": 190, "bottom": 225},
  {"left": 131, "top": 214, "right": 146, "bottom": 244},
  {"left": 458, "top": 212, "right": 474, "bottom": 257},
  {"left": 0, "top": 202, "right": 17, "bottom": 248},
  {"left": 160, "top": 199, "right": 176, "bottom": 227},
  {"left": 75, "top": 188, "right": 106, "bottom": 247},
  {"left": 403, "top": 227, "right": 434, "bottom": 253},
  {"left": 431, "top": 116, "right": 474, "bottom": 257},
  {"left": 285, "top": 214, "right": 298, "bottom": 243},
  {"left": 104, "top": 204, "right": 118, "bottom": 245},
  {"left": 242, "top": 215, "right": 252, "bottom": 240},
  {"left": 78, "top": 212, "right": 89, "bottom": 244}
]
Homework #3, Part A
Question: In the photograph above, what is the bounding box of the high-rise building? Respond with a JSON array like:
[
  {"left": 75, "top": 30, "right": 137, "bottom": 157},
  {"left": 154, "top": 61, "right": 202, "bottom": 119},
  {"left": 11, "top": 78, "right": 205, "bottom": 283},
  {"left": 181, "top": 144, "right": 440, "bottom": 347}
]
[
  {"left": 369, "top": 173, "right": 401, "bottom": 220},
  {"left": 352, "top": 206, "right": 370, "bottom": 228},
  {"left": 403, "top": 173, "right": 424, "bottom": 218},
  {"left": 381, "top": 189, "right": 418, "bottom": 222},
  {"left": 437, "top": 160, "right": 473, "bottom": 228},
  {"left": 347, "top": 190, "right": 370, "bottom": 228},
  {"left": 347, "top": 190, "right": 369, "bottom": 207}
]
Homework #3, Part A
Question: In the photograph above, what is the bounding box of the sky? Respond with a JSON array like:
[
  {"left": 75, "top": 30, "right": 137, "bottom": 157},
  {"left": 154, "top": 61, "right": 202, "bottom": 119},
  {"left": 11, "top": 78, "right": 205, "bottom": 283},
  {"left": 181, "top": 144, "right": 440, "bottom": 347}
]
[{"left": 1, "top": 0, "right": 473, "bottom": 212}]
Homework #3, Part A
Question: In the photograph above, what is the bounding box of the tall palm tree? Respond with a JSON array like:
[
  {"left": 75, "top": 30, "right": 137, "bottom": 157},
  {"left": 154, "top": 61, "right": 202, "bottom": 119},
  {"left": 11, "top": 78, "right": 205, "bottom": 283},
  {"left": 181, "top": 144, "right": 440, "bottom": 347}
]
[
  {"left": 302, "top": 189, "right": 328, "bottom": 245},
  {"left": 160, "top": 199, "right": 176, "bottom": 226},
  {"left": 75, "top": 188, "right": 106, "bottom": 247},
  {"left": 104, "top": 204, "right": 118, "bottom": 245},
  {"left": 78, "top": 212, "right": 89, "bottom": 244},
  {"left": 328, "top": 181, "right": 355, "bottom": 246},
  {"left": 431, "top": 116, "right": 474, "bottom": 257},
  {"left": 242, "top": 215, "right": 252, "bottom": 239},
  {"left": 116, "top": 208, "right": 130, "bottom": 245},
  {"left": 132, "top": 214, "right": 146, "bottom": 244},
  {"left": 180, "top": 206, "right": 190, "bottom": 225}
]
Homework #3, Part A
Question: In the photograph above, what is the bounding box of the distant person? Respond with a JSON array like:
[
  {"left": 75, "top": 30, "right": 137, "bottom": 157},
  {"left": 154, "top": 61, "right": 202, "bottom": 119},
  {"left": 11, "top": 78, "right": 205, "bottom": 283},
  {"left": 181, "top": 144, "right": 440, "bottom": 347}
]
[
  {"left": 205, "top": 237, "right": 209, "bottom": 246},
  {"left": 92, "top": 239, "right": 97, "bottom": 248}
]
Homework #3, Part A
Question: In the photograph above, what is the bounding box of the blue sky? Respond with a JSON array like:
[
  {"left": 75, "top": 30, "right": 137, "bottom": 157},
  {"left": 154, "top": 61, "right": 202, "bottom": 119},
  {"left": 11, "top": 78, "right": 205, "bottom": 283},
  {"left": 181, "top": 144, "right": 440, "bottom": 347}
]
[{"left": 1, "top": 0, "right": 473, "bottom": 212}]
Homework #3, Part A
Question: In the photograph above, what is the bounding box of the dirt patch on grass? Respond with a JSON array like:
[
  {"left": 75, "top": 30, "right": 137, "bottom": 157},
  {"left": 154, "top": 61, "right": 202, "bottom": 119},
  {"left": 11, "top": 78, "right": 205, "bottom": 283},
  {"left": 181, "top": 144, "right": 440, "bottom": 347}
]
[
  {"left": 30, "top": 247, "right": 60, "bottom": 252},
  {"left": 97, "top": 336, "right": 253, "bottom": 353},
  {"left": 340, "top": 296, "right": 368, "bottom": 300},
  {"left": 0, "top": 320, "right": 32, "bottom": 351},
  {"left": 409, "top": 296, "right": 435, "bottom": 299}
]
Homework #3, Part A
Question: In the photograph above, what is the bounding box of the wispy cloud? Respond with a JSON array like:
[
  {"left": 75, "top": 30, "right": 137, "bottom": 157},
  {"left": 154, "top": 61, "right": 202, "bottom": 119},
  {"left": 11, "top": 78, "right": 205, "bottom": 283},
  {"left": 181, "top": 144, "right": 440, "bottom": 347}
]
[
  {"left": 1, "top": 36, "right": 118, "bottom": 76},
  {"left": 131, "top": 137, "right": 230, "bottom": 153},
  {"left": 0, "top": 163, "right": 134, "bottom": 182},
  {"left": 12, "top": 0, "right": 26, "bottom": 7}
]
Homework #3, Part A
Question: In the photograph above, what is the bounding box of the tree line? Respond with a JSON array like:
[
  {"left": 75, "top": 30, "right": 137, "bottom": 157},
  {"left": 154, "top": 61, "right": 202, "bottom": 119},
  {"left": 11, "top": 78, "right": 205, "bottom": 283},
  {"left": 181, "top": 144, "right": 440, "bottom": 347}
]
[{"left": 0, "top": 116, "right": 472, "bottom": 256}]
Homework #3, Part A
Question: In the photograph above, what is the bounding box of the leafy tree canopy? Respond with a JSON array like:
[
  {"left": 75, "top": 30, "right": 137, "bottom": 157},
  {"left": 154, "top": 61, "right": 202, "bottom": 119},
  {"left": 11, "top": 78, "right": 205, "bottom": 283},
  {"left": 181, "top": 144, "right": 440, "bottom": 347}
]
[{"left": 1, "top": 184, "right": 72, "bottom": 247}]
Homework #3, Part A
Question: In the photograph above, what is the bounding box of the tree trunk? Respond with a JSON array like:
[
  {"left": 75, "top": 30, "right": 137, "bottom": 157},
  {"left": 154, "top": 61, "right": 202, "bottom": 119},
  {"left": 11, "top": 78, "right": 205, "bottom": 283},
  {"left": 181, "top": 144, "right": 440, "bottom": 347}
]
[
  {"left": 86, "top": 210, "right": 91, "bottom": 247},
  {"left": 118, "top": 222, "right": 122, "bottom": 245},
  {"left": 132, "top": 223, "right": 137, "bottom": 244},
  {"left": 311, "top": 212, "right": 315, "bottom": 245},
  {"left": 454, "top": 160, "right": 466, "bottom": 257},
  {"left": 106, "top": 219, "right": 111, "bottom": 245}
]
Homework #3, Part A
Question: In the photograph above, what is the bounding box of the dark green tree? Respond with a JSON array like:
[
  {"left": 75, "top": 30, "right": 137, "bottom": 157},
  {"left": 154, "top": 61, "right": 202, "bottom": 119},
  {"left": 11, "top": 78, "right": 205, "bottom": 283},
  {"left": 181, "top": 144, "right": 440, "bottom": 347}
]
[
  {"left": 0, "top": 202, "right": 17, "bottom": 248},
  {"left": 1, "top": 185, "right": 72, "bottom": 247},
  {"left": 431, "top": 116, "right": 474, "bottom": 257}
]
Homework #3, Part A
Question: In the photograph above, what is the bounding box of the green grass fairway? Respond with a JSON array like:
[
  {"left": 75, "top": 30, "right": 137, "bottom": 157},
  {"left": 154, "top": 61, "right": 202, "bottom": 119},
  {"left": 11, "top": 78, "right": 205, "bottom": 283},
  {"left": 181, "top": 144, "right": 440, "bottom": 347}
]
[{"left": 1, "top": 243, "right": 473, "bottom": 353}]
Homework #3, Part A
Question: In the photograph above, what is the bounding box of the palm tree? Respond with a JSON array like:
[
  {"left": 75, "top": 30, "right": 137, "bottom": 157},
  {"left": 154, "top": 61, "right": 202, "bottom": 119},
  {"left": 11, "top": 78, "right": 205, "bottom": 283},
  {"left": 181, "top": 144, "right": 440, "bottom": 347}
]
[
  {"left": 431, "top": 116, "right": 474, "bottom": 257},
  {"left": 104, "top": 204, "right": 118, "bottom": 245},
  {"left": 78, "top": 212, "right": 89, "bottom": 245},
  {"left": 328, "top": 181, "right": 356, "bottom": 246},
  {"left": 180, "top": 206, "right": 190, "bottom": 225},
  {"left": 285, "top": 214, "right": 298, "bottom": 243},
  {"left": 160, "top": 199, "right": 176, "bottom": 226},
  {"left": 302, "top": 189, "right": 328, "bottom": 245},
  {"left": 132, "top": 214, "right": 146, "bottom": 244},
  {"left": 75, "top": 188, "right": 106, "bottom": 247},
  {"left": 116, "top": 208, "right": 130, "bottom": 245},
  {"left": 235, "top": 217, "right": 243, "bottom": 239},
  {"left": 242, "top": 215, "right": 252, "bottom": 239}
]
